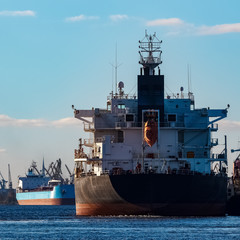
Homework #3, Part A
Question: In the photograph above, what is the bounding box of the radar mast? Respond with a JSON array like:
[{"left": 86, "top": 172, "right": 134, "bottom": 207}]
[{"left": 139, "top": 30, "right": 162, "bottom": 75}]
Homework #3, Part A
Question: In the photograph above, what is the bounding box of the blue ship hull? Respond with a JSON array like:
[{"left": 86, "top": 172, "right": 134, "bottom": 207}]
[{"left": 17, "top": 184, "right": 75, "bottom": 205}]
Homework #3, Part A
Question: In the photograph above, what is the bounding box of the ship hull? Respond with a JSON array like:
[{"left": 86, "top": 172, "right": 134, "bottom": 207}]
[
  {"left": 0, "top": 189, "right": 17, "bottom": 205},
  {"left": 226, "top": 194, "right": 240, "bottom": 215},
  {"left": 75, "top": 174, "right": 227, "bottom": 216},
  {"left": 17, "top": 184, "right": 75, "bottom": 205}
]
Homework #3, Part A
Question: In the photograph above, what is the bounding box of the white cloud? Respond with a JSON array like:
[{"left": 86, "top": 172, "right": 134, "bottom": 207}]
[
  {"left": 146, "top": 18, "right": 184, "bottom": 26},
  {"left": 109, "top": 14, "right": 129, "bottom": 21},
  {"left": 146, "top": 17, "right": 240, "bottom": 36},
  {"left": 0, "top": 10, "right": 35, "bottom": 17},
  {"left": 52, "top": 117, "right": 82, "bottom": 127},
  {"left": 197, "top": 23, "right": 240, "bottom": 35},
  {"left": 219, "top": 119, "right": 240, "bottom": 131},
  {"left": 65, "top": 14, "right": 99, "bottom": 22},
  {"left": 0, "top": 115, "right": 81, "bottom": 128},
  {"left": 0, "top": 148, "right": 6, "bottom": 153}
]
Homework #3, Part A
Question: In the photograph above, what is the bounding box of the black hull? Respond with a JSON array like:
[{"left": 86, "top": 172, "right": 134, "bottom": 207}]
[
  {"left": 0, "top": 189, "right": 17, "bottom": 205},
  {"left": 227, "top": 194, "right": 240, "bottom": 215},
  {"left": 75, "top": 174, "right": 227, "bottom": 216}
]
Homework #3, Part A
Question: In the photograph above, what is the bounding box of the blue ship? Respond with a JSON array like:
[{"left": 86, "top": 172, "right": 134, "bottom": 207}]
[{"left": 16, "top": 159, "right": 75, "bottom": 205}]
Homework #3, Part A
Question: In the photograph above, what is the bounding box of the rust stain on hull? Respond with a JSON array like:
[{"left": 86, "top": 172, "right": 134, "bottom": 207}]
[
  {"left": 76, "top": 203, "right": 147, "bottom": 216},
  {"left": 76, "top": 203, "right": 226, "bottom": 216}
]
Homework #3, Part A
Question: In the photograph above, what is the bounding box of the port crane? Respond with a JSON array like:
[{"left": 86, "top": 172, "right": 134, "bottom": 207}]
[
  {"left": 45, "top": 158, "right": 64, "bottom": 182},
  {"left": 8, "top": 164, "right": 12, "bottom": 189},
  {"left": 231, "top": 148, "right": 240, "bottom": 153},
  {"left": 65, "top": 164, "right": 74, "bottom": 184},
  {"left": 0, "top": 171, "right": 7, "bottom": 189}
]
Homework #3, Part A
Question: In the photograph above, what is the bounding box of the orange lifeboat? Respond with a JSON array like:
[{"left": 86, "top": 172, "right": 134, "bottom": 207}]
[{"left": 144, "top": 119, "right": 158, "bottom": 147}]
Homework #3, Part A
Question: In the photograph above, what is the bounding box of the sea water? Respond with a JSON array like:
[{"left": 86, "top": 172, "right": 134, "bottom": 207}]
[{"left": 0, "top": 205, "right": 240, "bottom": 240}]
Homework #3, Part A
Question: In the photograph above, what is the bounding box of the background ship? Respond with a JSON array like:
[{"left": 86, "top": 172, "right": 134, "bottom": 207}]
[
  {"left": 73, "top": 32, "right": 229, "bottom": 216},
  {"left": 0, "top": 164, "right": 17, "bottom": 205},
  {"left": 226, "top": 148, "right": 240, "bottom": 215},
  {"left": 16, "top": 159, "right": 75, "bottom": 205}
]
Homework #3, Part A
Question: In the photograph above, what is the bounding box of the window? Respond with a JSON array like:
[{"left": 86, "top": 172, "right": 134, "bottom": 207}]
[
  {"left": 118, "top": 104, "right": 125, "bottom": 109},
  {"left": 117, "top": 131, "right": 124, "bottom": 143},
  {"left": 126, "top": 114, "right": 134, "bottom": 122},
  {"left": 168, "top": 114, "right": 176, "bottom": 122}
]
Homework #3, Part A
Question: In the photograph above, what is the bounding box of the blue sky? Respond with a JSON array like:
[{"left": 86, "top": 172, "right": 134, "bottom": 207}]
[{"left": 1, "top": 0, "right": 240, "bottom": 185}]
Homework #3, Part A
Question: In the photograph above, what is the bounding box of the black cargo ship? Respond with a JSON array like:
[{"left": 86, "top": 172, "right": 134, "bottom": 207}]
[{"left": 73, "top": 32, "right": 228, "bottom": 216}]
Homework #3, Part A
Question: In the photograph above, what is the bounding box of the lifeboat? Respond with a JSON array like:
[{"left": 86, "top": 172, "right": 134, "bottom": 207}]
[{"left": 144, "top": 119, "right": 158, "bottom": 147}]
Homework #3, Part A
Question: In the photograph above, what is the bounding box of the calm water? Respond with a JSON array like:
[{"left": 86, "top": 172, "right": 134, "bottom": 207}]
[{"left": 0, "top": 205, "right": 240, "bottom": 240}]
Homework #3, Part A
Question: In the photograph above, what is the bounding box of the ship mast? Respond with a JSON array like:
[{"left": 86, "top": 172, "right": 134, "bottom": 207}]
[
  {"left": 139, "top": 30, "right": 162, "bottom": 75},
  {"left": 138, "top": 31, "right": 164, "bottom": 172}
]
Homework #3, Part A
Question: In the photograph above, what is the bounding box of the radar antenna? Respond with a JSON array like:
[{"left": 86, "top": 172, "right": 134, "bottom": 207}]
[{"left": 139, "top": 30, "right": 162, "bottom": 75}]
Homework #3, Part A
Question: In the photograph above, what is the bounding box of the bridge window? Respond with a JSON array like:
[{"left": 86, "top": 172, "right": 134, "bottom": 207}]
[
  {"left": 168, "top": 114, "right": 176, "bottom": 122},
  {"left": 118, "top": 104, "right": 125, "bottom": 109}
]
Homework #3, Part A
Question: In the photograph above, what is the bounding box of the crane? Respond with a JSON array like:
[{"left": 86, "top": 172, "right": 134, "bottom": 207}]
[
  {"left": 8, "top": 164, "right": 12, "bottom": 189},
  {"left": 0, "top": 171, "right": 8, "bottom": 189},
  {"left": 65, "top": 164, "right": 74, "bottom": 184},
  {"left": 231, "top": 148, "right": 240, "bottom": 153}
]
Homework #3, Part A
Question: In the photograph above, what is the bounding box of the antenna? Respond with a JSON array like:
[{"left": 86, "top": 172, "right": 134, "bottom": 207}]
[
  {"left": 110, "top": 43, "right": 122, "bottom": 95},
  {"left": 115, "top": 43, "right": 117, "bottom": 94},
  {"left": 187, "top": 64, "right": 192, "bottom": 94}
]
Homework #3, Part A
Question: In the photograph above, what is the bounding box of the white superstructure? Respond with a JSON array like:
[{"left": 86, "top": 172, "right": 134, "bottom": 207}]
[{"left": 74, "top": 32, "right": 228, "bottom": 178}]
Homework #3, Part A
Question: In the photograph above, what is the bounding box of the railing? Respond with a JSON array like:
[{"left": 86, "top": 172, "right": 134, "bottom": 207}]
[
  {"left": 84, "top": 139, "right": 94, "bottom": 147},
  {"left": 95, "top": 137, "right": 105, "bottom": 143},
  {"left": 83, "top": 120, "right": 219, "bottom": 130},
  {"left": 140, "top": 56, "right": 161, "bottom": 65},
  {"left": 115, "top": 121, "right": 186, "bottom": 128},
  {"left": 100, "top": 170, "right": 110, "bottom": 175},
  {"left": 107, "top": 94, "right": 137, "bottom": 101},
  {"left": 210, "top": 123, "right": 218, "bottom": 131},
  {"left": 211, "top": 153, "right": 227, "bottom": 161},
  {"left": 77, "top": 168, "right": 223, "bottom": 177},
  {"left": 211, "top": 138, "right": 218, "bottom": 146},
  {"left": 83, "top": 122, "right": 94, "bottom": 131},
  {"left": 165, "top": 93, "right": 194, "bottom": 101}
]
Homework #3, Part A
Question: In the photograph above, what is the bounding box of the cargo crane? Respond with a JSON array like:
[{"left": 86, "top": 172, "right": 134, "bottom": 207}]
[
  {"left": 46, "top": 159, "right": 64, "bottom": 182},
  {"left": 30, "top": 161, "right": 41, "bottom": 175},
  {"left": 44, "top": 166, "right": 52, "bottom": 177},
  {"left": 231, "top": 148, "right": 240, "bottom": 153},
  {"left": 65, "top": 164, "right": 74, "bottom": 184},
  {"left": 0, "top": 172, "right": 7, "bottom": 189},
  {"left": 8, "top": 164, "right": 12, "bottom": 189}
]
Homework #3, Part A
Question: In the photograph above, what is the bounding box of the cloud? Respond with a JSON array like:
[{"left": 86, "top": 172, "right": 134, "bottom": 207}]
[
  {"left": 0, "top": 148, "right": 6, "bottom": 153},
  {"left": 52, "top": 118, "right": 82, "bottom": 127},
  {"left": 146, "top": 18, "right": 184, "bottom": 26},
  {"left": 109, "top": 14, "right": 129, "bottom": 21},
  {"left": 0, "top": 115, "right": 81, "bottom": 128},
  {"left": 146, "top": 17, "right": 240, "bottom": 36},
  {"left": 65, "top": 14, "right": 99, "bottom": 22},
  {"left": 197, "top": 23, "right": 240, "bottom": 35},
  {"left": 219, "top": 119, "right": 240, "bottom": 131},
  {"left": 0, "top": 10, "right": 35, "bottom": 17}
]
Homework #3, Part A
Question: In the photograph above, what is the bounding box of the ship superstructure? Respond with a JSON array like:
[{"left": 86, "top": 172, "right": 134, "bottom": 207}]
[{"left": 74, "top": 32, "right": 228, "bottom": 216}]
